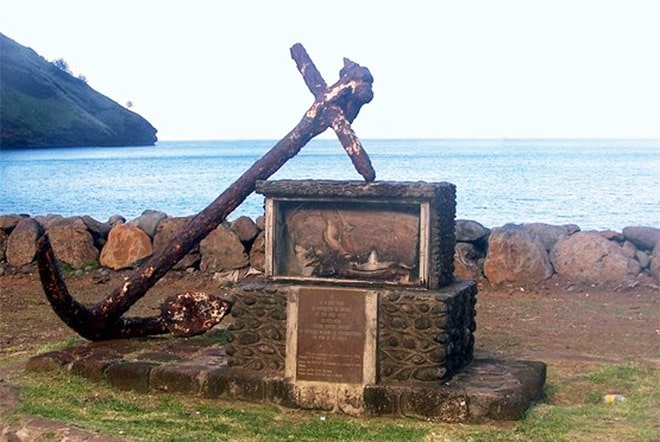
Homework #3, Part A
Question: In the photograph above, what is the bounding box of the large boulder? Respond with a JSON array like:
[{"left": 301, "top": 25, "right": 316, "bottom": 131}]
[
  {"left": 455, "top": 219, "right": 490, "bottom": 243},
  {"left": 129, "top": 210, "right": 168, "bottom": 239},
  {"left": 46, "top": 217, "right": 99, "bottom": 268},
  {"left": 454, "top": 242, "right": 483, "bottom": 280},
  {"left": 107, "top": 214, "right": 126, "bottom": 226},
  {"left": 230, "top": 216, "right": 260, "bottom": 244},
  {"left": 255, "top": 215, "right": 266, "bottom": 231},
  {"left": 249, "top": 231, "right": 266, "bottom": 272},
  {"left": 483, "top": 225, "right": 553, "bottom": 285},
  {"left": 635, "top": 249, "right": 651, "bottom": 270},
  {"left": 0, "top": 229, "right": 8, "bottom": 262},
  {"left": 520, "top": 223, "right": 578, "bottom": 252},
  {"left": 152, "top": 216, "right": 199, "bottom": 270},
  {"left": 6, "top": 217, "right": 40, "bottom": 267},
  {"left": 81, "top": 215, "right": 112, "bottom": 249},
  {"left": 620, "top": 241, "right": 638, "bottom": 259},
  {"left": 33, "top": 214, "right": 64, "bottom": 231},
  {"left": 550, "top": 232, "right": 641, "bottom": 284},
  {"left": 200, "top": 224, "right": 249, "bottom": 273},
  {"left": 649, "top": 243, "right": 660, "bottom": 283},
  {"left": 622, "top": 226, "right": 660, "bottom": 251},
  {"left": 0, "top": 214, "right": 28, "bottom": 231},
  {"left": 100, "top": 223, "right": 153, "bottom": 270}
]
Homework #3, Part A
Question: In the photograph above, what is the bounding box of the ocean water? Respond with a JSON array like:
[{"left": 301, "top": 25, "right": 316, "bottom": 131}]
[{"left": 1, "top": 139, "right": 658, "bottom": 231}]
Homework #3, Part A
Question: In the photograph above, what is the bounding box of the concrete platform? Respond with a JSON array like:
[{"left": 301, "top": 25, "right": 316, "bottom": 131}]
[{"left": 25, "top": 331, "right": 546, "bottom": 423}]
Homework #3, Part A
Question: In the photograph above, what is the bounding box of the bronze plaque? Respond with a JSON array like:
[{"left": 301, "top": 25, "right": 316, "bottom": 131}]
[{"left": 296, "top": 287, "right": 366, "bottom": 383}]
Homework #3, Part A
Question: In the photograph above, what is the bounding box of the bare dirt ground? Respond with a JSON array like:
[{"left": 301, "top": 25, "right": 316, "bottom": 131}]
[{"left": 1, "top": 266, "right": 659, "bottom": 439}]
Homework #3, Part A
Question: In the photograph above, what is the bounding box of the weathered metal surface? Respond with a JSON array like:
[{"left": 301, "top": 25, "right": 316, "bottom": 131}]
[
  {"left": 290, "top": 43, "right": 376, "bottom": 182},
  {"left": 296, "top": 287, "right": 366, "bottom": 383},
  {"left": 161, "top": 292, "right": 232, "bottom": 337},
  {"left": 35, "top": 43, "right": 376, "bottom": 340}
]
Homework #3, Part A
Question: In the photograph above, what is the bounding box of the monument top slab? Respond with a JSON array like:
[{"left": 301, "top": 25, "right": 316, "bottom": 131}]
[{"left": 257, "top": 179, "right": 457, "bottom": 289}]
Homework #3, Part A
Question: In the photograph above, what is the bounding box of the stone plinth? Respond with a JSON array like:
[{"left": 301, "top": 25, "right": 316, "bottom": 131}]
[{"left": 225, "top": 279, "right": 479, "bottom": 412}]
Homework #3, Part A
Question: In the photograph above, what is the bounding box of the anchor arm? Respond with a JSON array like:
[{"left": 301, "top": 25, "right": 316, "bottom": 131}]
[
  {"left": 36, "top": 43, "right": 376, "bottom": 340},
  {"left": 290, "top": 43, "right": 376, "bottom": 182}
]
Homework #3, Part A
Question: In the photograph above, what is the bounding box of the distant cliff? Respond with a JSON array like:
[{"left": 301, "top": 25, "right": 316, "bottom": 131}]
[{"left": 0, "top": 33, "right": 157, "bottom": 148}]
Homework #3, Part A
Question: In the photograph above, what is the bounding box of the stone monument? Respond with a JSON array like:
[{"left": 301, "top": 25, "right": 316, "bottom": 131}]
[{"left": 220, "top": 180, "right": 545, "bottom": 421}]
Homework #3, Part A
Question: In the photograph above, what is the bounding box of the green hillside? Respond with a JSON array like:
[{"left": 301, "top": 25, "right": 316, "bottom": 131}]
[{"left": 0, "top": 33, "right": 157, "bottom": 148}]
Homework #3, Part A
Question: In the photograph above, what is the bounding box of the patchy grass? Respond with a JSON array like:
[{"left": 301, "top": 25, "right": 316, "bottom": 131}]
[
  {"left": 59, "top": 260, "right": 101, "bottom": 275},
  {"left": 6, "top": 361, "right": 658, "bottom": 442},
  {"left": 12, "top": 372, "right": 427, "bottom": 441},
  {"left": 36, "top": 336, "right": 83, "bottom": 354}
]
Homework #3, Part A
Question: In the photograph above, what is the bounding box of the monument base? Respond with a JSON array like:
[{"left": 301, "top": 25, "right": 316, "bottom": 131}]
[
  {"left": 204, "top": 355, "right": 546, "bottom": 422},
  {"left": 27, "top": 342, "right": 546, "bottom": 423},
  {"left": 226, "top": 280, "right": 478, "bottom": 384},
  {"left": 220, "top": 278, "right": 546, "bottom": 421}
]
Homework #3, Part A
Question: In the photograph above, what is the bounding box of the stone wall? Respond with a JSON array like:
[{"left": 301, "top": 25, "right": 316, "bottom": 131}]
[
  {"left": 1, "top": 211, "right": 658, "bottom": 286},
  {"left": 453, "top": 221, "right": 660, "bottom": 286},
  {"left": 0, "top": 211, "right": 264, "bottom": 276}
]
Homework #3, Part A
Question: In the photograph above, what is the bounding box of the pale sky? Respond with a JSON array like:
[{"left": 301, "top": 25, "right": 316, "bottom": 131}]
[{"left": 2, "top": 0, "right": 659, "bottom": 141}]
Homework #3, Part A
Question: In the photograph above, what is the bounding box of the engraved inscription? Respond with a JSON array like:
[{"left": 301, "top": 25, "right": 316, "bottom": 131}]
[{"left": 296, "top": 287, "right": 366, "bottom": 383}]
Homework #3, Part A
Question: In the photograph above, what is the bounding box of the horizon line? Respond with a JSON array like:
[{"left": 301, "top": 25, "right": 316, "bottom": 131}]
[{"left": 156, "top": 136, "right": 660, "bottom": 143}]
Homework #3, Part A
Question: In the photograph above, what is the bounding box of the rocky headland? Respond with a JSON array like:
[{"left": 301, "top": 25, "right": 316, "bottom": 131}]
[
  {"left": 1, "top": 211, "right": 658, "bottom": 288},
  {"left": 0, "top": 33, "right": 157, "bottom": 148}
]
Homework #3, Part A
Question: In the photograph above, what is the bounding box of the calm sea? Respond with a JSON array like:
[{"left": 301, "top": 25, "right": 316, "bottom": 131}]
[{"left": 1, "top": 139, "right": 658, "bottom": 231}]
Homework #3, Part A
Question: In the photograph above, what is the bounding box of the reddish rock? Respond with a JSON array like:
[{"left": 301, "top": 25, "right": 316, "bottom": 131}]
[
  {"left": 636, "top": 250, "right": 651, "bottom": 269},
  {"left": 200, "top": 224, "right": 249, "bottom": 272},
  {"left": 454, "top": 242, "right": 482, "bottom": 280},
  {"left": 0, "top": 214, "right": 28, "bottom": 231},
  {"left": 249, "top": 231, "right": 266, "bottom": 272},
  {"left": 108, "top": 214, "right": 126, "bottom": 226},
  {"left": 0, "top": 229, "right": 7, "bottom": 262},
  {"left": 100, "top": 223, "right": 153, "bottom": 270},
  {"left": 46, "top": 217, "right": 99, "bottom": 268},
  {"left": 230, "top": 216, "right": 260, "bottom": 244},
  {"left": 599, "top": 230, "right": 624, "bottom": 242},
  {"left": 620, "top": 241, "right": 638, "bottom": 259},
  {"left": 562, "top": 224, "right": 581, "bottom": 235},
  {"left": 650, "top": 244, "right": 660, "bottom": 283},
  {"left": 34, "top": 214, "right": 65, "bottom": 230},
  {"left": 550, "top": 232, "right": 641, "bottom": 284},
  {"left": 6, "top": 217, "right": 40, "bottom": 267},
  {"left": 255, "top": 215, "right": 266, "bottom": 231},
  {"left": 483, "top": 226, "right": 553, "bottom": 285},
  {"left": 520, "top": 223, "right": 575, "bottom": 251},
  {"left": 153, "top": 216, "right": 200, "bottom": 270},
  {"left": 622, "top": 226, "right": 660, "bottom": 251}
]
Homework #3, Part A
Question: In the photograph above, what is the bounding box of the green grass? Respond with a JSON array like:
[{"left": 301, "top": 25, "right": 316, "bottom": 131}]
[
  {"left": 36, "top": 336, "right": 82, "bottom": 354},
  {"left": 59, "top": 260, "right": 102, "bottom": 274},
  {"left": 6, "top": 362, "right": 659, "bottom": 441}
]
